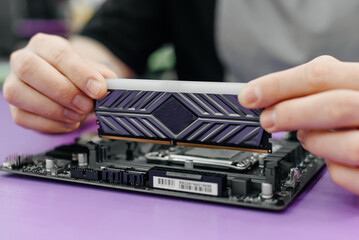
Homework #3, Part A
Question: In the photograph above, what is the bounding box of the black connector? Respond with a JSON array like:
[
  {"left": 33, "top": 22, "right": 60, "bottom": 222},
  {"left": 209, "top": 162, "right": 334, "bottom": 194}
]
[
  {"left": 101, "top": 168, "right": 146, "bottom": 187},
  {"left": 70, "top": 168, "right": 101, "bottom": 181}
]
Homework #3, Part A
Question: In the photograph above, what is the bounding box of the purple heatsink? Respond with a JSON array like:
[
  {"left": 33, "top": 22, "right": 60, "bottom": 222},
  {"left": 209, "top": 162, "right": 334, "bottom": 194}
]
[{"left": 95, "top": 79, "right": 271, "bottom": 152}]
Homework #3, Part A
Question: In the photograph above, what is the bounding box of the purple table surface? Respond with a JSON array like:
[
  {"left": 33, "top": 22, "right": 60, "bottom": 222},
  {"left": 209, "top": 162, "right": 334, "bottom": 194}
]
[{"left": 0, "top": 91, "right": 358, "bottom": 240}]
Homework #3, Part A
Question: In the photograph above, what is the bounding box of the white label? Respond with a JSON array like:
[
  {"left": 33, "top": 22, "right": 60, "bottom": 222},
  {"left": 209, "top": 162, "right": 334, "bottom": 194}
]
[{"left": 153, "top": 176, "right": 218, "bottom": 196}]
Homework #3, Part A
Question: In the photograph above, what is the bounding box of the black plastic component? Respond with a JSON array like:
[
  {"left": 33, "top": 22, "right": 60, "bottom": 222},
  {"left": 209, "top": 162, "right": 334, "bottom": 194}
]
[
  {"left": 264, "top": 156, "right": 283, "bottom": 190},
  {"left": 70, "top": 168, "right": 84, "bottom": 179},
  {"left": 125, "top": 142, "right": 134, "bottom": 160},
  {"left": 122, "top": 172, "right": 129, "bottom": 184},
  {"left": 70, "top": 168, "right": 100, "bottom": 181},
  {"left": 87, "top": 141, "right": 127, "bottom": 168},
  {"left": 102, "top": 170, "right": 121, "bottom": 183},
  {"left": 101, "top": 168, "right": 146, "bottom": 186},
  {"left": 263, "top": 141, "right": 305, "bottom": 191},
  {"left": 127, "top": 170, "right": 145, "bottom": 186},
  {"left": 46, "top": 143, "right": 88, "bottom": 160},
  {"left": 231, "top": 177, "right": 251, "bottom": 196}
]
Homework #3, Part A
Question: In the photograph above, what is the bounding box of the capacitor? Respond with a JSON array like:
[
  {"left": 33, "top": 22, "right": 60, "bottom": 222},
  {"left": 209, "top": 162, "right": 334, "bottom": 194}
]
[
  {"left": 78, "top": 153, "right": 88, "bottom": 167},
  {"left": 261, "top": 182, "right": 273, "bottom": 199},
  {"left": 45, "top": 158, "right": 55, "bottom": 171}
]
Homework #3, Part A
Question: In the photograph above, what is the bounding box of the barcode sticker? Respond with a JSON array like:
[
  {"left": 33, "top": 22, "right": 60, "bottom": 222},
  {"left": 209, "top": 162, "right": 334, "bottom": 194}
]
[{"left": 153, "top": 176, "right": 218, "bottom": 196}]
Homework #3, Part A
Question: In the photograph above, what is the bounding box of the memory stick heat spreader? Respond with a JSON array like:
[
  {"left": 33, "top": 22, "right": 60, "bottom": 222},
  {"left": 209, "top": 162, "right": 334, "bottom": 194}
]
[{"left": 95, "top": 79, "right": 271, "bottom": 153}]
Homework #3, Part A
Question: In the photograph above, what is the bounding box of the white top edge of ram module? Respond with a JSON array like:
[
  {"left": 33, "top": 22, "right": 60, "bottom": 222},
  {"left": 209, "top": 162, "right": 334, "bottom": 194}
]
[{"left": 106, "top": 78, "right": 246, "bottom": 95}]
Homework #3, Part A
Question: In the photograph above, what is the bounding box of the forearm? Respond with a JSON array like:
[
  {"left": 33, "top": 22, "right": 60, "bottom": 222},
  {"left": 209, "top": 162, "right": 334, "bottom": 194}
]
[{"left": 69, "top": 35, "right": 134, "bottom": 78}]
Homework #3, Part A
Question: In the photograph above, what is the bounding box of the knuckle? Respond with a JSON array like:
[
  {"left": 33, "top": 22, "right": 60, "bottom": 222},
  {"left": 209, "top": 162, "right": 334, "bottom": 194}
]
[
  {"left": 343, "top": 91, "right": 359, "bottom": 110},
  {"left": 29, "top": 33, "right": 67, "bottom": 47},
  {"left": 305, "top": 55, "right": 339, "bottom": 89},
  {"left": 29, "top": 33, "right": 48, "bottom": 45},
  {"left": 52, "top": 82, "right": 67, "bottom": 99},
  {"left": 14, "top": 51, "right": 35, "bottom": 79},
  {"left": 9, "top": 50, "right": 21, "bottom": 67},
  {"left": 36, "top": 101, "right": 65, "bottom": 121},
  {"left": 324, "top": 92, "right": 349, "bottom": 121},
  {"left": 48, "top": 37, "right": 71, "bottom": 63},
  {"left": 345, "top": 139, "right": 359, "bottom": 164},
  {"left": 274, "top": 104, "right": 292, "bottom": 128},
  {"left": 52, "top": 82, "right": 78, "bottom": 105},
  {"left": 261, "top": 73, "right": 281, "bottom": 103},
  {"left": 30, "top": 33, "right": 71, "bottom": 64},
  {"left": 52, "top": 87, "right": 66, "bottom": 102},
  {"left": 313, "top": 55, "right": 338, "bottom": 63},
  {"left": 267, "top": 74, "right": 281, "bottom": 93},
  {"left": 3, "top": 78, "right": 17, "bottom": 104},
  {"left": 50, "top": 107, "right": 65, "bottom": 121},
  {"left": 11, "top": 107, "right": 24, "bottom": 127},
  {"left": 324, "top": 91, "right": 359, "bottom": 123}
]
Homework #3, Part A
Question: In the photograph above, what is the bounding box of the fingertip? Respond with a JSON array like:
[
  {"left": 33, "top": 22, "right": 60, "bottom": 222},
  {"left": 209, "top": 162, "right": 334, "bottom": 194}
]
[
  {"left": 296, "top": 130, "right": 305, "bottom": 144},
  {"left": 62, "top": 121, "right": 80, "bottom": 131},
  {"left": 98, "top": 77, "right": 108, "bottom": 99},
  {"left": 72, "top": 94, "right": 94, "bottom": 113},
  {"left": 238, "top": 85, "right": 261, "bottom": 108},
  {"left": 296, "top": 130, "right": 310, "bottom": 150},
  {"left": 63, "top": 108, "right": 84, "bottom": 122},
  {"left": 85, "top": 78, "right": 107, "bottom": 99},
  {"left": 260, "top": 107, "right": 276, "bottom": 133}
]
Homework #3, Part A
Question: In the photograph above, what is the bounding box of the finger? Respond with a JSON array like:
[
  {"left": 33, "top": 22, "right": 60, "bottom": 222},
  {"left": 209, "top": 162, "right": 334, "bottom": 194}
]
[
  {"left": 10, "top": 49, "right": 93, "bottom": 113},
  {"left": 326, "top": 161, "right": 359, "bottom": 195},
  {"left": 297, "top": 129, "right": 359, "bottom": 166},
  {"left": 3, "top": 74, "right": 85, "bottom": 123},
  {"left": 260, "top": 89, "right": 359, "bottom": 132},
  {"left": 238, "top": 55, "right": 359, "bottom": 109},
  {"left": 9, "top": 105, "right": 80, "bottom": 133},
  {"left": 27, "top": 33, "right": 107, "bottom": 99},
  {"left": 91, "top": 62, "right": 118, "bottom": 79}
]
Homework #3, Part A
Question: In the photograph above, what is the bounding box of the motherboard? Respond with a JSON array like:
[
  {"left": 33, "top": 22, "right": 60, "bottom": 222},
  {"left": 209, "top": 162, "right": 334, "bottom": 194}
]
[{"left": 0, "top": 133, "right": 324, "bottom": 210}]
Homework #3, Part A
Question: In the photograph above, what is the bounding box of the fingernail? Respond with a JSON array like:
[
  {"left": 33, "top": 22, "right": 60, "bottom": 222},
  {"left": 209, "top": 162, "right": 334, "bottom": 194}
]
[
  {"left": 260, "top": 108, "right": 276, "bottom": 130},
  {"left": 297, "top": 130, "right": 305, "bottom": 144},
  {"left": 64, "top": 108, "right": 83, "bottom": 122},
  {"left": 86, "top": 79, "right": 102, "bottom": 97},
  {"left": 62, "top": 122, "right": 80, "bottom": 130},
  {"left": 72, "top": 94, "right": 93, "bottom": 112},
  {"left": 239, "top": 86, "right": 260, "bottom": 105}
]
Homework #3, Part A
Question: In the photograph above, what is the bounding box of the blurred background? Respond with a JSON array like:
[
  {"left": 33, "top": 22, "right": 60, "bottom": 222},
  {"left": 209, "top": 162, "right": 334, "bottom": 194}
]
[{"left": 0, "top": 0, "right": 175, "bottom": 88}]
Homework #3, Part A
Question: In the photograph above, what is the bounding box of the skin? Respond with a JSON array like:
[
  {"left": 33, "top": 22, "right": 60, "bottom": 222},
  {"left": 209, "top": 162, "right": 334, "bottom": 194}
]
[
  {"left": 3, "top": 33, "right": 133, "bottom": 133},
  {"left": 238, "top": 55, "right": 359, "bottom": 195}
]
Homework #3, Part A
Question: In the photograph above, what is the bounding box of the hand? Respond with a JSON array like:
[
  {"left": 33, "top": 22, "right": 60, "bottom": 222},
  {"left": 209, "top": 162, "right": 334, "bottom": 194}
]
[
  {"left": 3, "top": 33, "right": 117, "bottom": 133},
  {"left": 238, "top": 55, "right": 359, "bottom": 195}
]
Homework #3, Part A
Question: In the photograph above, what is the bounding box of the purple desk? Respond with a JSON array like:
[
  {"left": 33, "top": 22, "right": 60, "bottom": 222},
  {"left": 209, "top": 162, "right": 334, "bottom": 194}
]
[{"left": 0, "top": 91, "right": 358, "bottom": 240}]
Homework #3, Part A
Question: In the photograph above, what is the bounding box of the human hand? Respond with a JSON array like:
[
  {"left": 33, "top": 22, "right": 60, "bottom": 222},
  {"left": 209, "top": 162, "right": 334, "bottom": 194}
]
[
  {"left": 238, "top": 55, "right": 359, "bottom": 195},
  {"left": 3, "top": 33, "right": 117, "bottom": 133}
]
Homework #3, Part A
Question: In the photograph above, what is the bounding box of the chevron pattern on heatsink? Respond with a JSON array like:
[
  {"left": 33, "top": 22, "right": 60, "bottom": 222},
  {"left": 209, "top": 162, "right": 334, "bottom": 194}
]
[{"left": 95, "top": 90, "right": 271, "bottom": 151}]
